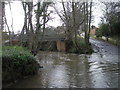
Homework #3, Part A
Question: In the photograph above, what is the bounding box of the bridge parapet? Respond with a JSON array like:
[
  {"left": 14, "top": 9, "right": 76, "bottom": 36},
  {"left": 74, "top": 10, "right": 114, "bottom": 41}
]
[{"left": 20, "top": 34, "right": 66, "bottom": 42}]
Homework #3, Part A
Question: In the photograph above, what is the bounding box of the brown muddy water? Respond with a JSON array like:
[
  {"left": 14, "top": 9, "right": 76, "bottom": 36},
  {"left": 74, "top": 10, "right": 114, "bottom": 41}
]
[{"left": 8, "top": 38, "right": 120, "bottom": 88}]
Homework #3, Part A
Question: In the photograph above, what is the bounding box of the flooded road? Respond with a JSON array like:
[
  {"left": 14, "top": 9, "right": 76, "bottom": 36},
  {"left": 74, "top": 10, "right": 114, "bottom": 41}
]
[{"left": 9, "top": 38, "right": 120, "bottom": 88}]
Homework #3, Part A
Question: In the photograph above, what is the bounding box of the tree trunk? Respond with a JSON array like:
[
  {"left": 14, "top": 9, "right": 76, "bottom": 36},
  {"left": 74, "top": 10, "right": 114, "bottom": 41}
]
[
  {"left": 84, "top": 1, "right": 92, "bottom": 45},
  {"left": 87, "top": 1, "right": 92, "bottom": 44},
  {"left": 84, "top": 2, "right": 88, "bottom": 45},
  {"left": 5, "top": 16, "right": 12, "bottom": 45},
  {"left": 72, "top": 2, "right": 79, "bottom": 50}
]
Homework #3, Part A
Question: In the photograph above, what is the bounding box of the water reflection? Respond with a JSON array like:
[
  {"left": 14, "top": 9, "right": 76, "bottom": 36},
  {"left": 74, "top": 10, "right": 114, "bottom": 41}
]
[
  {"left": 9, "top": 51, "right": 119, "bottom": 88},
  {"left": 88, "top": 52, "right": 119, "bottom": 88},
  {"left": 49, "top": 65, "right": 69, "bottom": 88}
]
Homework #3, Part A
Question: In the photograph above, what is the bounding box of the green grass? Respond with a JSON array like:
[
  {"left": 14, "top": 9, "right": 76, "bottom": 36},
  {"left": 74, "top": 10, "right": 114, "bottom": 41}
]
[
  {"left": 93, "top": 35, "right": 120, "bottom": 46},
  {"left": 108, "top": 37, "right": 120, "bottom": 46}
]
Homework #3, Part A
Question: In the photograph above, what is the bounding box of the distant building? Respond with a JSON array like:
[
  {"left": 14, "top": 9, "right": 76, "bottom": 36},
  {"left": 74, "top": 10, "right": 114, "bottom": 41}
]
[{"left": 90, "top": 27, "right": 98, "bottom": 36}]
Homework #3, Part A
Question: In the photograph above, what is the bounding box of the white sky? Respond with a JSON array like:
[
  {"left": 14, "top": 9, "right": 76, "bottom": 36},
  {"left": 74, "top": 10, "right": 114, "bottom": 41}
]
[
  {"left": 5, "top": 1, "right": 103, "bottom": 34},
  {"left": 5, "top": 1, "right": 24, "bottom": 33},
  {"left": 92, "top": 1, "right": 104, "bottom": 27}
]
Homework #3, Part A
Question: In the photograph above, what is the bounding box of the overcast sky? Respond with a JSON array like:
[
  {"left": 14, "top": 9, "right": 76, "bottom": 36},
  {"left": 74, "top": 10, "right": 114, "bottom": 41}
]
[{"left": 5, "top": 1, "right": 103, "bottom": 34}]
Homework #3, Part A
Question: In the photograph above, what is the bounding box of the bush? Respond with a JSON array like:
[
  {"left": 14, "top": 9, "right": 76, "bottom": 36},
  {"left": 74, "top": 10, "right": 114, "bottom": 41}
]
[{"left": 2, "top": 46, "right": 39, "bottom": 84}]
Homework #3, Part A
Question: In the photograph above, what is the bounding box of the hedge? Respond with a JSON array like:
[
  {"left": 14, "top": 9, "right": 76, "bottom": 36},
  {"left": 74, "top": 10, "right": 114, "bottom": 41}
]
[{"left": 2, "top": 46, "right": 39, "bottom": 84}]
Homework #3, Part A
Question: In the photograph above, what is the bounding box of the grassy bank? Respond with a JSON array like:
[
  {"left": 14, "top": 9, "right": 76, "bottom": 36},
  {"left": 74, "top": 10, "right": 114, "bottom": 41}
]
[
  {"left": 92, "top": 35, "right": 120, "bottom": 46},
  {"left": 66, "top": 37, "right": 93, "bottom": 54},
  {"left": 2, "top": 46, "right": 39, "bottom": 85}
]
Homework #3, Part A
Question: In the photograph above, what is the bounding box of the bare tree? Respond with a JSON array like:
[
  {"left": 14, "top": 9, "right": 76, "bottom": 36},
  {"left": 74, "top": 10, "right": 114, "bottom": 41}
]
[
  {"left": 20, "top": 1, "right": 52, "bottom": 55},
  {"left": 83, "top": 1, "right": 92, "bottom": 45},
  {"left": 54, "top": 0, "right": 93, "bottom": 48},
  {"left": 3, "top": 2, "right": 14, "bottom": 45},
  {"left": 4, "top": 15, "right": 12, "bottom": 45},
  {"left": 8, "top": 2, "right": 14, "bottom": 33}
]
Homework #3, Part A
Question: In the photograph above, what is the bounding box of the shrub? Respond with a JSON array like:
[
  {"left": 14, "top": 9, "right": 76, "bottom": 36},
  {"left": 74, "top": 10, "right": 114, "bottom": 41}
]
[{"left": 2, "top": 46, "right": 39, "bottom": 84}]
